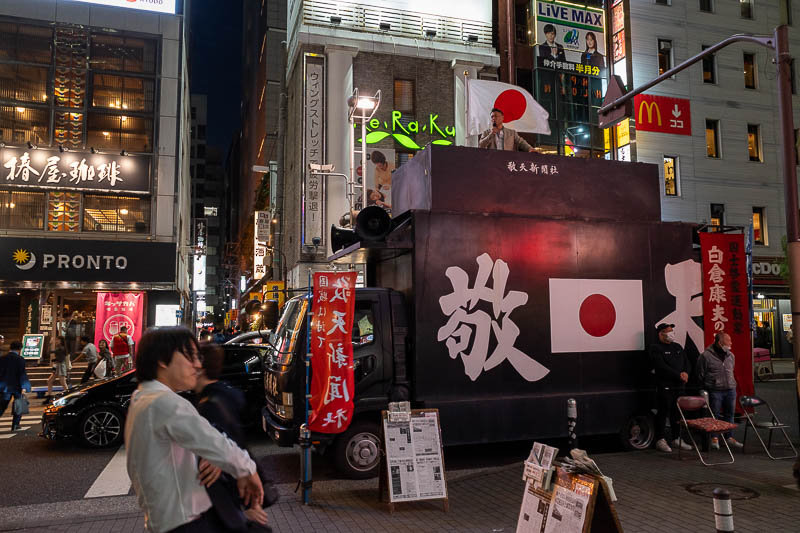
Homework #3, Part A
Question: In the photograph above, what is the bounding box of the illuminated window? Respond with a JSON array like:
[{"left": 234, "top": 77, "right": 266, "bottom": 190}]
[
  {"left": 744, "top": 53, "right": 757, "bottom": 88},
  {"left": 87, "top": 113, "right": 152, "bottom": 152},
  {"left": 91, "top": 74, "right": 154, "bottom": 113},
  {"left": 752, "top": 207, "right": 766, "bottom": 245},
  {"left": 393, "top": 79, "right": 415, "bottom": 114},
  {"left": 0, "top": 22, "right": 52, "bottom": 64},
  {"left": 657, "top": 39, "right": 672, "bottom": 75},
  {"left": 741, "top": 0, "right": 753, "bottom": 19},
  {"left": 699, "top": 0, "right": 713, "bottom": 12},
  {"left": 83, "top": 194, "right": 150, "bottom": 233},
  {"left": 0, "top": 190, "right": 45, "bottom": 229},
  {"left": 47, "top": 191, "right": 80, "bottom": 232},
  {"left": 710, "top": 203, "right": 725, "bottom": 227},
  {"left": 664, "top": 156, "right": 679, "bottom": 196},
  {"left": 705, "top": 119, "right": 720, "bottom": 158},
  {"left": 747, "top": 124, "right": 762, "bottom": 162},
  {"left": 0, "top": 105, "right": 49, "bottom": 145},
  {"left": 204, "top": 206, "right": 218, "bottom": 216},
  {"left": 702, "top": 45, "right": 716, "bottom": 84}
]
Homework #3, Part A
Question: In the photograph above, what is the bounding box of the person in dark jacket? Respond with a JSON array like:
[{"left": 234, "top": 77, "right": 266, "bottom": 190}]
[
  {"left": 0, "top": 340, "right": 31, "bottom": 431},
  {"left": 194, "top": 343, "right": 271, "bottom": 532},
  {"left": 648, "top": 323, "right": 692, "bottom": 453},
  {"left": 697, "top": 332, "right": 743, "bottom": 450}
]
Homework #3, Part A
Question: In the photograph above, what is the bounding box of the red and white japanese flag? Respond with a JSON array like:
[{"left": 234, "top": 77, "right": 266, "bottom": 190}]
[
  {"left": 549, "top": 279, "right": 644, "bottom": 353},
  {"left": 467, "top": 79, "right": 551, "bottom": 136}
]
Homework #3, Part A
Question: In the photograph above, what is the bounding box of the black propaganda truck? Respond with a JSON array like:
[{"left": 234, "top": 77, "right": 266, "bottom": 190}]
[{"left": 263, "top": 145, "right": 700, "bottom": 478}]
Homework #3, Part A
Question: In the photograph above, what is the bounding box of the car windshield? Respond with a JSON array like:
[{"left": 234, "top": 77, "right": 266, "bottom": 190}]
[{"left": 266, "top": 297, "right": 307, "bottom": 365}]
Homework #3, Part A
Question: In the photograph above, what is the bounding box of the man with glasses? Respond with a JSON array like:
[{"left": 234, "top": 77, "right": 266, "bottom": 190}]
[{"left": 125, "top": 327, "right": 264, "bottom": 533}]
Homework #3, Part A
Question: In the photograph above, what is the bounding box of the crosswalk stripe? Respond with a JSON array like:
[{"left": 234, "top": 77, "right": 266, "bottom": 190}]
[
  {"left": 85, "top": 445, "right": 131, "bottom": 498},
  {"left": 0, "top": 426, "right": 31, "bottom": 435}
]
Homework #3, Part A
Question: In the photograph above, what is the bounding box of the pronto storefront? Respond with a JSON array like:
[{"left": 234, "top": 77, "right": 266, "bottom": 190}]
[
  {"left": 0, "top": 237, "right": 179, "bottom": 356},
  {"left": 752, "top": 256, "right": 792, "bottom": 358}
]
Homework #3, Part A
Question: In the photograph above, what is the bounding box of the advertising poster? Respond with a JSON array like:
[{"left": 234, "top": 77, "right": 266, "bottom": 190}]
[
  {"left": 94, "top": 292, "right": 144, "bottom": 347},
  {"left": 699, "top": 233, "right": 754, "bottom": 400},
  {"left": 535, "top": 0, "right": 606, "bottom": 71},
  {"left": 21, "top": 334, "right": 45, "bottom": 360},
  {"left": 517, "top": 480, "right": 551, "bottom": 533},
  {"left": 383, "top": 411, "right": 447, "bottom": 502},
  {"left": 363, "top": 148, "right": 395, "bottom": 214},
  {"left": 308, "top": 271, "right": 357, "bottom": 433}
]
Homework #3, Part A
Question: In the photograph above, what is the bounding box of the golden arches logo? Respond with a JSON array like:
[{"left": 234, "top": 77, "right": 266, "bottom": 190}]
[{"left": 638, "top": 100, "right": 662, "bottom": 126}]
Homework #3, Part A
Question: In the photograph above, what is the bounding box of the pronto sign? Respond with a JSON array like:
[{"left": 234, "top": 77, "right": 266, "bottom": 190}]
[
  {"left": 68, "top": 0, "right": 177, "bottom": 14},
  {"left": 633, "top": 94, "right": 692, "bottom": 136}
]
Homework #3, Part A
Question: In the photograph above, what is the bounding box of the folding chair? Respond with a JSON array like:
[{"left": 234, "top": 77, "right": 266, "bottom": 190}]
[
  {"left": 676, "top": 395, "right": 737, "bottom": 466},
  {"left": 739, "top": 395, "right": 798, "bottom": 460}
]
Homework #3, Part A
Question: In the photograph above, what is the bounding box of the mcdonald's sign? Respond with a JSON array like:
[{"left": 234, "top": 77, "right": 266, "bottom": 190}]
[{"left": 633, "top": 94, "right": 692, "bottom": 136}]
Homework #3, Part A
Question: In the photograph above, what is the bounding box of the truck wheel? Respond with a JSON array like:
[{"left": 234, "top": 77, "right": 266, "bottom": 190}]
[
  {"left": 334, "top": 420, "right": 381, "bottom": 479},
  {"left": 79, "top": 406, "right": 124, "bottom": 448},
  {"left": 620, "top": 414, "right": 654, "bottom": 451}
]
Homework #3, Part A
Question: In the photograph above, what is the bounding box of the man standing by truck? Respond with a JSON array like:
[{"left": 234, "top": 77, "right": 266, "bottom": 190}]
[
  {"left": 697, "top": 332, "right": 743, "bottom": 450},
  {"left": 649, "top": 323, "right": 692, "bottom": 453}
]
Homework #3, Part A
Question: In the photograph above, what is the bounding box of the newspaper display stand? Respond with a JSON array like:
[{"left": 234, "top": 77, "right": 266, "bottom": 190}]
[
  {"left": 517, "top": 448, "right": 622, "bottom": 533},
  {"left": 378, "top": 406, "right": 449, "bottom": 513}
]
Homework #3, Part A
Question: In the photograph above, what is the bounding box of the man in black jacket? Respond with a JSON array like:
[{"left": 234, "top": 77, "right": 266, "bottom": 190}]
[
  {"left": 0, "top": 341, "right": 31, "bottom": 431},
  {"left": 649, "top": 323, "right": 692, "bottom": 453}
]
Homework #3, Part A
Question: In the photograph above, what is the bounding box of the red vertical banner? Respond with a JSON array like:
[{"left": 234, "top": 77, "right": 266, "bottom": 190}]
[
  {"left": 308, "top": 271, "right": 357, "bottom": 434},
  {"left": 699, "top": 233, "right": 754, "bottom": 400},
  {"left": 94, "top": 292, "right": 145, "bottom": 347}
]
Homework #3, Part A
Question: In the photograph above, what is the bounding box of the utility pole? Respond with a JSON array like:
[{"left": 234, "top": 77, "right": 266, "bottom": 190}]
[{"left": 599, "top": 26, "right": 800, "bottom": 428}]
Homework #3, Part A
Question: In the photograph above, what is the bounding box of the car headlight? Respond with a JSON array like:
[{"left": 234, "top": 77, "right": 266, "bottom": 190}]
[{"left": 53, "top": 391, "right": 87, "bottom": 407}]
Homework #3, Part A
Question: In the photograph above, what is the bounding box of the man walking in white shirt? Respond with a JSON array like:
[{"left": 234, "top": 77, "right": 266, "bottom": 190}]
[{"left": 124, "top": 327, "right": 264, "bottom": 533}]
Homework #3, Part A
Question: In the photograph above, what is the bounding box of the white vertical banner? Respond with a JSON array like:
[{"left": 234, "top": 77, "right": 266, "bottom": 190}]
[
  {"left": 303, "top": 56, "right": 325, "bottom": 246},
  {"left": 254, "top": 211, "right": 269, "bottom": 280}
]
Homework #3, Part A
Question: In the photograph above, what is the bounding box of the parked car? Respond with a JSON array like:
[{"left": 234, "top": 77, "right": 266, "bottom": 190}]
[{"left": 40, "top": 344, "right": 267, "bottom": 448}]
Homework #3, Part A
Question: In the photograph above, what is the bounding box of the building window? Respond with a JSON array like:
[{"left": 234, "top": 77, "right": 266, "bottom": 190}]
[
  {"left": 0, "top": 105, "right": 49, "bottom": 145},
  {"left": 706, "top": 119, "right": 720, "bottom": 158},
  {"left": 0, "top": 63, "right": 49, "bottom": 103},
  {"left": 658, "top": 39, "right": 672, "bottom": 75},
  {"left": 89, "top": 35, "right": 156, "bottom": 74},
  {"left": 699, "top": 0, "right": 713, "bottom": 12},
  {"left": 191, "top": 106, "right": 197, "bottom": 119},
  {"left": 393, "top": 79, "right": 415, "bottom": 114},
  {"left": 664, "top": 156, "right": 679, "bottom": 196},
  {"left": 702, "top": 45, "right": 716, "bottom": 84},
  {"left": 91, "top": 74, "right": 155, "bottom": 113},
  {"left": 47, "top": 191, "right": 80, "bottom": 232},
  {"left": 86, "top": 113, "right": 153, "bottom": 152},
  {"left": 196, "top": 144, "right": 206, "bottom": 159},
  {"left": 83, "top": 194, "right": 150, "bottom": 232},
  {"left": 655, "top": 0, "right": 671, "bottom": 5},
  {"left": 741, "top": 0, "right": 753, "bottom": 18},
  {"left": 744, "top": 53, "right": 757, "bottom": 88},
  {"left": 0, "top": 22, "right": 52, "bottom": 64},
  {"left": 710, "top": 203, "right": 725, "bottom": 227},
  {"left": 204, "top": 206, "right": 218, "bottom": 216},
  {"left": 197, "top": 125, "right": 206, "bottom": 140},
  {"left": 0, "top": 190, "right": 45, "bottom": 229},
  {"left": 752, "top": 207, "right": 766, "bottom": 245},
  {"left": 747, "top": 124, "right": 762, "bottom": 162}
]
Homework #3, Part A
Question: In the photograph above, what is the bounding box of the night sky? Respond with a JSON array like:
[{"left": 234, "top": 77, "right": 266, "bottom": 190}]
[{"left": 189, "top": 0, "right": 243, "bottom": 152}]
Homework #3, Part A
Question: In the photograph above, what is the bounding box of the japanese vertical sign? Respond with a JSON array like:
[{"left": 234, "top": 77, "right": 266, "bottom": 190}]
[
  {"left": 700, "top": 233, "right": 754, "bottom": 399},
  {"left": 303, "top": 55, "right": 325, "bottom": 247},
  {"left": 308, "top": 271, "right": 357, "bottom": 434},
  {"left": 94, "top": 292, "right": 144, "bottom": 347},
  {"left": 254, "top": 211, "right": 270, "bottom": 280}
]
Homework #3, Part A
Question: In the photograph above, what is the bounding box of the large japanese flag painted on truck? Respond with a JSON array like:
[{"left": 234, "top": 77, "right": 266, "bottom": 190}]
[{"left": 549, "top": 279, "right": 644, "bottom": 353}]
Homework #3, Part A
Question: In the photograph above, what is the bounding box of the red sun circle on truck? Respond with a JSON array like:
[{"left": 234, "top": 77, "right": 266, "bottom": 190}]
[
  {"left": 578, "top": 294, "right": 616, "bottom": 337},
  {"left": 493, "top": 90, "right": 527, "bottom": 122}
]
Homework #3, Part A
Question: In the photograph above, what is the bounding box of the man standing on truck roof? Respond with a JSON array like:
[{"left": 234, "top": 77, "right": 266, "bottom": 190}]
[
  {"left": 478, "top": 108, "right": 537, "bottom": 152},
  {"left": 649, "top": 323, "right": 693, "bottom": 453}
]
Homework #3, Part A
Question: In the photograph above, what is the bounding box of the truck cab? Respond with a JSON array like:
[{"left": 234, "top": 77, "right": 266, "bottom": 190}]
[{"left": 263, "top": 288, "right": 408, "bottom": 478}]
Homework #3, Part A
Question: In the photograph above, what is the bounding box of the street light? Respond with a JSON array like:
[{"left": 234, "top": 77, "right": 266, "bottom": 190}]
[{"left": 347, "top": 89, "right": 381, "bottom": 214}]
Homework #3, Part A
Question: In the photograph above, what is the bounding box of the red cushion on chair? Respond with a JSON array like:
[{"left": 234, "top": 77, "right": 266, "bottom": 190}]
[{"left": 685, "top": 417, "right": 738, "bottom": 433}]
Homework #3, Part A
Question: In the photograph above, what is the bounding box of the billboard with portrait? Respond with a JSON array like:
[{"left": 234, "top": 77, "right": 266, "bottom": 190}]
[{"left": 535, "top": 0, "right": 606, "bottom": 70}]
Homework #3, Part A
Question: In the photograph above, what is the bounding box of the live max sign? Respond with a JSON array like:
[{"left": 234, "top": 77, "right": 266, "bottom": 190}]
[{"left": 633, "top": 94, "right": 692, "bottom": 136}]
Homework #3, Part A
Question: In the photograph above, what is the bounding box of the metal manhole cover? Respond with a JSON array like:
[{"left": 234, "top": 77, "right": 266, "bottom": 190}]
[{"left": 685, "top": 483, "right": 760, "bottom": 500}]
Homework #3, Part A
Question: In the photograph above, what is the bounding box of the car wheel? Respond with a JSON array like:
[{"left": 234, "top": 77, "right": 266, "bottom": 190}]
[
  {"left": 79, "top": 406, "right": 124, "bottom": 448},
  {"left": 620, "top": 413, "right": 655, "bottom": 451},
  {"left": 334, "top": 420, "right": 382, "bottom": 479}
]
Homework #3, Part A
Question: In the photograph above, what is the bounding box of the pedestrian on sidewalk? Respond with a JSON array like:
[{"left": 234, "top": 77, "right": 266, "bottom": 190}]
[
  {"left": 0, "top": 341, "right": 31, "bottom": 431},
  {"left": 649, "top": 323, "right": 693, "bottom": 453},
  {"left": 74, "top": 335, "right": 99, "bottom": 383},
  {"left": 96, "top": 339, "right": 113, "bottom": 378},
  {"left": 44, "top": 337, "right": 68, "bottom": 403},
  {"left": 125, "top": 327, "right": 263, "bottom": 533},
  {"left": 194, "top": 342, "right": 273, "bottom": 532},
  {"left": 697, "top": 332, "right": 743, "bottom": 450},
  {"left": 111, "top": 326, "right": 133, "bottom": 374}
]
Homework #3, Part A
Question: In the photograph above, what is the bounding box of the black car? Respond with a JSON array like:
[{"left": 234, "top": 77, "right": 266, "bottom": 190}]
[{"left": 41, "top": 344, "right": 268, "bottom": 448}]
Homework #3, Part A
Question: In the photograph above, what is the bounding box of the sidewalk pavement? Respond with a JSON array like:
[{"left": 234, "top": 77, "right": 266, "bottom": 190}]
[{"left": 3, "top": 444, "right": 798, "bottom": 533}]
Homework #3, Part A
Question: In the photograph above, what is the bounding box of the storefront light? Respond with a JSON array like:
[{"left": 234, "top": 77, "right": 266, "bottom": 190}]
[
  {"left": 356, "top": 97, "right": 376, "bottom": 110},
  {"left": 757, "top": 293, "right": 765, "bottom": 299}
]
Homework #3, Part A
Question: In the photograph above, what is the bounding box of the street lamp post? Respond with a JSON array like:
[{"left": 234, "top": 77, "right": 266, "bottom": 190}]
[
  {"left": 599, "top": 25, "right": 800, "bottom": 429},
  {"left": 347, "top": 89, "right": 381, "bottom": 213}
]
